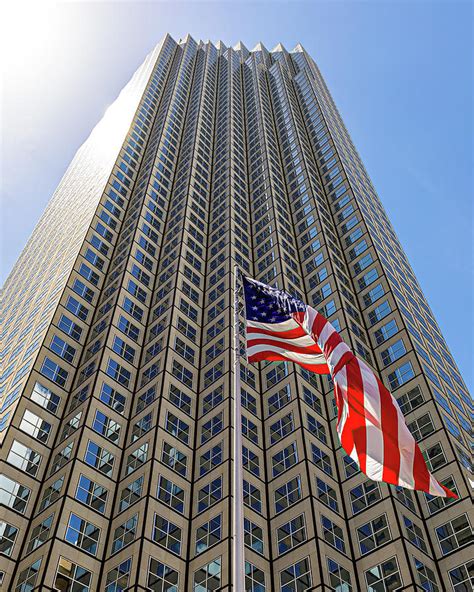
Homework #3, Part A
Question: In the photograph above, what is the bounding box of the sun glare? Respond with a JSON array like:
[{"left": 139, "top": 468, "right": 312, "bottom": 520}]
[{"left": 1, "top": 1, "right": 56, "bottom": 63}]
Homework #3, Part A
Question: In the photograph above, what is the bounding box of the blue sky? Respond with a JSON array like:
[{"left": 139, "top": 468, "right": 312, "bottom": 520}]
[{"left": 1, "top": 0, "right": 472, "bottom": 390}]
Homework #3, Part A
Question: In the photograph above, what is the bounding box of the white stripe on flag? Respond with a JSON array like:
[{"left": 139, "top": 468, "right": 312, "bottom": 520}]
[
  {"left": 247, "top": 344, "right": 327, "bottom": 365},
  {"left": 317, "top": 318, "right": 335, "bottom": 350},
  {"left": 247, "top": 318, "right": 301, "bottom": 332},
  {"left": 303, "top": 306, "right": 317, "bottom": 335},
  {"left": 334, "top": 366, "right": 350, "bottom": 438},
  {"left": 396, "top": 419, "right": 416, "bottom": 491},
  {"left": 327, "top": 342, "right": 350, "bottom": 374},
  {"left": 359, "top": 361, "right": 384, "bottom": 482}
]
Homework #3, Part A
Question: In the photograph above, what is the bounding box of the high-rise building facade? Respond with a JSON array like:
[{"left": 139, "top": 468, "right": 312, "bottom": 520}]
[{"left": 0, "top": 34, "right": 472, "bottom": 592}]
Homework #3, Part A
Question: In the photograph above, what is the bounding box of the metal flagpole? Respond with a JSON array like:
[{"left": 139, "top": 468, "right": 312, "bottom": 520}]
[{"left": 232, "top": 265, "right": 245, "bottom": 591}]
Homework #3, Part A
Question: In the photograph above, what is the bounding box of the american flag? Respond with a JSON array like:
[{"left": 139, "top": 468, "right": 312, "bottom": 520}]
[{"left": 243, "top": 276, "right": 456, "bottom": 498}]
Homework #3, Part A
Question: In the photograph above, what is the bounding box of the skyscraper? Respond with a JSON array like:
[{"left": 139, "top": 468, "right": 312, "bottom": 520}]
[{"left": 0, "top": 34, "right": 471, "bottom": 591}]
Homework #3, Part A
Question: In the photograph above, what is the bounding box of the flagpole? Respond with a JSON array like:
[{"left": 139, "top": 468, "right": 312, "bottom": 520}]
[{"left": 232, "top": 265, "right": 245, "bottom": 592}]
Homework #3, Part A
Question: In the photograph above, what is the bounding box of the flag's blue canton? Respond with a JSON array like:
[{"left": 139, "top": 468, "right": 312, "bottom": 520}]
[{"left": 243, "top": 277, "right": 306, "bottom": 323}]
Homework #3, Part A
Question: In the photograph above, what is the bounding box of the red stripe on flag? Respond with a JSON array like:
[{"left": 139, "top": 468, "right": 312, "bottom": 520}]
[
  {"left": 344, "top": 359, "right": 368, "bottom": 475},
  {"left": 378, "top": 379, "right": 401, "bottom": 486},
  {"left": 334, "top": 374, "right": 353, "bottom": 452},
  {"left": 248, "top": 351, "right": 329, "bottom": 373},
  {"left": 309, "top": 313, "right": 327, "bottom": 341},
  {"left": 322, "top": 331, "right": 343, "bottom": 359},
  {"left": 246, "top": 338, "right": 323, "bottom": 355},
  {"left": 412, "top": 440, "right": 431, "bottom": 494}
]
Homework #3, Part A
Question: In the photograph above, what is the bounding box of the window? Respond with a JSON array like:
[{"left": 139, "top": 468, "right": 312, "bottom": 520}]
[
  {"left": 407, "top": 413, "right": 435, "bottom": 442},
  {"left": 169, "top": 384, "right": 192, "bottom": 415},
  {"left": 343, "top": 455, "right": 359, "bottom": 478},
  {"left": 413, "top": 558, "right": 439, "bottom": 592},
  {"left": 50, "top": 335, "right": 76, "bottom": 363},
  {"left": 350, "top": 481, "right": 381, "bottom": 514},
  {"left": 316, "top": 477, "right": 338, "bottom": 512},
  {"left": 15, "top": 559, "right": 42, "bottom": 592},
  {"left": 58, "top": 314, "right": 82, "bottom": 341},
  {"left": 31, "top": 381, "right": 60, "bottom": 414},
  {"left": 396, "top": 385, "right": 424, "bottom": 415},
  {"left": 200, "top": 442, "right": 223, "bottom": 476},
  {"left": 99, "top": 383, "right": 126, "bottom": 414},
  {"left": 368, "top": 300, "right": 391, "bottom": 325},
  {"left": 75, "top": 475, "right": 107, "bottom": 514},
  {"left": 374, "top": 319, "right": 398, "bottom": 344},
  {"left": 280, "top": 557, "right": 312, "bottom": 591},
  {"left": 105, "top": 558, "right": 131, "bottom": 592},
  {"left": 198, "top": 476, "right": 222, "bottom": 513},
  {"left": 7, "top": 440, "right": 42, "bottom": 476},
  {"left": 327, "top": 558, "right": 353, "bottom": 592},
  {"left": 193, "top": 557, "right": 221, "bottom": 591},
  {"left": 166, "top": 412, "right": 190, "bottom": 444},
  {"left": 357, "top": 514, "right": 391, "bottom": 555},
  {"left": 277, "top": 514, "right": 307, "bottom": 555},
  {"left": 39, "top": 476, "right": 64, "bottom": 512},
  {"left": 393, "top": 485, "right": 416, "bottom": 512},
  {"left": 131, "top": 412, "right": 152, "bottom": 442},
  {"left": 388, "top": 361, "right": 415, "bottom": 390},
  {"left": 201, "top": 412, "right": 223, "bottom": 444},
  {"left": 436, "top": 514, "right": 472, "bottom": 555},
  {"left": 425, "top": 476, "right": 458, "bottom": 514},
  {"left": 245, "top": 561, "right": 265, "bottom": 592},
  {"left": 311, "top": 443, "right": 332, "bottom": 475},
  {"left": 322, "top": 516, "right": 346, "bottom": 553},
  {"left": 274, "top": 476, "right": 301, "bottom": 514},
  {"left": 162, "top": 442, "right": 187, "bottom": 476},
  {"left": 449, "top": 561, "right": 473, "bottom": 592},
  {"left": 242, "top": 415, "right": 259, "bottom": 444},
  {"left": 92, "top": 410, "right": 121, "bottom": 443},
  {"left": 111, "top": 514, "right": 138, "bottom": 553},
  {"left": 153, "top": 515, "right": 182, "bottom": 555},
  {"left": 243, "top": 446, "right": 260, "bottom": 476},
  {"left": 84, "top": 441, "right": 114, "bottom": 476},
  {"left": 423, "top": 442, "right": 447, "bottom": 471},
  {"left": 126, "top": 442, "right": 148, "bottom": 475},
  {"left": 268, "top": 384, "right": 291, "bottom": 415},
  {"left": 65, "top": 513, "right": 100, "bottom": 555},
  {"left": 172, "top": 360, "right": 193, "bottom": 388},
  {"left": 242, "top": 389, "right": 257, "bottom": 416},
  {"left": 266, "top": 363, "right": 288, "bottom": 388},
  {"left": 270, "top": 413, "right": 294, "bottom": 443},
  {"left": 118, "top": 315, "right": 140, "bottom": 341},
  {"left": 112, "top": 336, "right": 135, "bottom": 363},
  {"left": 381, "top": 339, "right": 406, "bottom": 366},
  {"left": 196, "top": 514, "right": 222, "bottom": 554},
  {"left": 365, "top": 557, "right": 402, "bottom": 592},
  {"left": 0, "top": 521, "right": 18, "bottom": 556},
  {"left": 20, "top": 409, "right": 51, "bottom": 442},
  {"left": 66, "top": 296, "right": 88, "bottom": 320},
  {"left": 243, "top": 480, "right": 262, "bottom": 512},
  {"left": 27, "top": 513, "right": 54, "bottom": 552},
  {"left": 272, "top": 442, "right": 298, "bottom": 477},
  {"left": 244, "top": 518, "right": 264, "bottom": 554},
  {"left": 307, "top": 413, "right": 327, "bottom": 443},
  {"left": 177, "top": 317, "right": 196, "bottom": 342},
  {"left": 119, "top": 476, "right": 143, "bottom": 511},
  {"left": 202, "top": 386, "right": 223, "bottom": 415},
  {"left": 0, "top": 474, "right": 30, "bottom": 513},
  {"left": 147, "top": 557, "right": 179, "bottom": 592},
  {"left": 157, "top": 476, "right": 184, "bottom": 514},
  {"left": 175, "top": 336, "right": 195, "bottom": 363},
  {"left": 106, "top": 358, "right": 131, "bottom": 387}
]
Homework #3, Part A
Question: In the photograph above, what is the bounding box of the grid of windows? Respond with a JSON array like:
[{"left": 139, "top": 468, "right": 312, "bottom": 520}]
[{"left": 0, "top": 36, "right": 470, "bottom": 592}]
